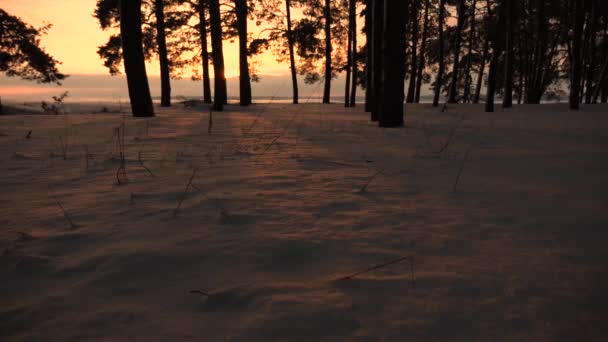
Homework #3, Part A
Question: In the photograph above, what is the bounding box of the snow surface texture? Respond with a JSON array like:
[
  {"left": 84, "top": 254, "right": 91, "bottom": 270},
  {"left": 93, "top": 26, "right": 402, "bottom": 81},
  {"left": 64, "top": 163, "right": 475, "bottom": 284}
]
[{"left": 1, "top": 102, "right": 608, "bottom": 341}]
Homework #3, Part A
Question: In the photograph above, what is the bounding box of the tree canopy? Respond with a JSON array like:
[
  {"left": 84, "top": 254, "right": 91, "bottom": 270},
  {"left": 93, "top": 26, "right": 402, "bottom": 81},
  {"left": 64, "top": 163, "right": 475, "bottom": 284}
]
[{"left": 0, "top": 9, "right": 67, "bottom": 84}]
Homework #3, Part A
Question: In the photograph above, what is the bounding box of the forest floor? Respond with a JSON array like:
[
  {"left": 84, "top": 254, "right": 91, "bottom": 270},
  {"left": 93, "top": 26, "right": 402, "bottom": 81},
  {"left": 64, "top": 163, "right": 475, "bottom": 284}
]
[{"left": 1, "top": 102, "right": 608, "bottom": 341}]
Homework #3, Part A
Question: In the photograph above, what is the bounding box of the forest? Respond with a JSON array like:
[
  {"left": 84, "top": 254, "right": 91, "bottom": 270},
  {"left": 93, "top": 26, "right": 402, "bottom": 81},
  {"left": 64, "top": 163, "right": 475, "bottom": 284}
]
[
  {"left": 3, "top": 1, "right": 608, "bottom": 122},
  {"left": 99, "top": 0, "right": 608, "bottom": 126}
]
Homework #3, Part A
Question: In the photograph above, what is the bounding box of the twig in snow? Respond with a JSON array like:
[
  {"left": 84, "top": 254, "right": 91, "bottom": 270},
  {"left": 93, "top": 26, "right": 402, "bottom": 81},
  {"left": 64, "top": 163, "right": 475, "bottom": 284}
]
[
  {"left": 208, "top": 108, "right": 213, "bottom": 135},
  {"left": 189, "top": 290, "right": 211, "bottom": 297},
  {"left": 114, "top": 122, "right": 128, "bottom": 185},
  {"left": 358, "top": 168, "right": 384, "bottom": 193},
  {"left": 172, "top": 168, "right": 197, "bottom": 218},
  {"left": 138, "top": 144, "right": 155, "bottom": 177},
  {"left": 48, "top": 185, "right": 77, "bottom": 229},
  {"left": 84, "top": 145, "right": 95, "bottom": 170},
  {"left": 58, "top": 136, "right": 68, "bottom": 160},
  {"left": 436, "top": 116, "right": 464, "bottom": 157},
  {"left": 337, "top": 255, "right": 414, "bottom": 281},
  {"left": 452, "top": 145, "right": 473, "bottom": 193}
]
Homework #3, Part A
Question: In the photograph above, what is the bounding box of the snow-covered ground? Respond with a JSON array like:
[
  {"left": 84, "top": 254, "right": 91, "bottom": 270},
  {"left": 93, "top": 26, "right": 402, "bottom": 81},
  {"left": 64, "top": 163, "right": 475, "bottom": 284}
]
[{"left": 1, "top": 102, "right": 607, "bottom": 340}]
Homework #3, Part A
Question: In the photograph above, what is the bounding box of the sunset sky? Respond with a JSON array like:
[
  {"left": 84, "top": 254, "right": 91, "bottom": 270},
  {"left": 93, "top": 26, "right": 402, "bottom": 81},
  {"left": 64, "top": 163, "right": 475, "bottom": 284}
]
[{"left": 0, "top": 0, "right": 290, "bottom": 78}]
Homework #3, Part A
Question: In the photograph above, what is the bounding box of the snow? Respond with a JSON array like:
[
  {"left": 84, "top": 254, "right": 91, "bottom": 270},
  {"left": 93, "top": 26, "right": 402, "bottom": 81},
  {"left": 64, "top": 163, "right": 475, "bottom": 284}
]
[{"left": 1, "top": 102, "right": 608, "bottom": 340}]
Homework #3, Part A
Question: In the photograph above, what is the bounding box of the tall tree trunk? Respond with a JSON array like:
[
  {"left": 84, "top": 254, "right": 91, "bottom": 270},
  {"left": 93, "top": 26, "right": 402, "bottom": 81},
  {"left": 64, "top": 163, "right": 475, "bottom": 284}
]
[
  {"left": 349, "top": 1, "right": 357, "bottom": 107},
  {"left": 474, "top": 0, "right": 493, "bottom": 104},
  {"left": 485, "top": 0, "right": 505, "bottom": 113},
  {"left": 154, "top": 0, "right": 171, "bottom": 107},
  {"left": 285, "top": 0, "right": 299, "bottom": 104},
  {"left": 235, "top": 0, "right": 251, "bottom": 106},
  {"left": 406, "top": 1, "right": 419, "bottom": 103},
  {"left": 322, "top": 0, "right": 332, "bottom": 104},
  {"left": 447, "top": 0, "right": 467, "bottom": 103},
  {"left": 364, "top": 0, "right": 373, "bottom": 111},
  {"left": 371, "top": 0, "right": 384, "bottom": 121},
  {"left": 516, "top": 10, "right": 525, "bottom": 105},
  {"left": 345, "top": 0, "right": 354, "bottom": 107},
  {"left": 592, "top": 24, "right": 608, "bottom": 103},
  {"left": 415, "top": 0, "right": 430, "bottom": 103},
  {"left": 198, "top": 1, "right": 212, "bottom": 103},
  {"left": 119, "top": 0, "right": 154, "bottom": 117},
  {"left": 584, "top": 1, "right": 596, "bottom": 104},
  {"left": 527, "top": 0, "right": 547, "bottom": 104},
  {"left": 433, "top": 0, "right": 446, "bottom": 107},
  {"left": 473, "top": 38, "right": 488, "bottom": 104},
  {"left": 502, "top": 0, "right": 515, "bottom": 108},
  {"left": 209, "top": 0, "right": 227, "bottom": 111},
  {"left": 592, "top": 57, "right": 608, "bottom": 103},
  {"left": 379, "top": 0, "right": 408, "bottom": 127},
  {"left": 463, "top": 0, "right": 477, "bottom": 104},
  {"left": 570, "top": 0, "right": 584, "bottom": 110}
]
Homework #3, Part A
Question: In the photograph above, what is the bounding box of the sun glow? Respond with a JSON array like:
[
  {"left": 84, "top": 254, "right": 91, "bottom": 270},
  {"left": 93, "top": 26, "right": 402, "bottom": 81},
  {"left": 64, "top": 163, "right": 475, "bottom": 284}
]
[{"left": 0, "top": 0, "right": 289, "bottom": 78}]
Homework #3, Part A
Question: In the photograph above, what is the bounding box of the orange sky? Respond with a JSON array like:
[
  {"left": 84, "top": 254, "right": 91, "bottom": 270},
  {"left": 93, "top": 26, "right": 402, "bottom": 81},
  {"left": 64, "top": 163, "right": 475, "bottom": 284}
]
[{"left": 0, "top": 0, "right": 291, "bottom": 77}]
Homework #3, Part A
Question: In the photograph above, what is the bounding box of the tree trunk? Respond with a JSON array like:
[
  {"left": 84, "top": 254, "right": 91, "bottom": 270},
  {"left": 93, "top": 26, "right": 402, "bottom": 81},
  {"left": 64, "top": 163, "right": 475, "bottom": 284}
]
[
  {"left": 154, "top": 0, "right": 171, "bottom": 107},
  {"left": 414, "top": 0, "right": 430, "bottom": 103},
  {"left": 345, "top": 0, "right": 354, "bottom": 107},
  {"left": 502, "top": 0, "right": 515, "bottom": 108},
  {"left": 119, "top": 0, "right": 154, "bottom": 117},
  {"left": 485, "top": 0, "right": 505, "bottom": 113},
  {"left": 208, "top": 0, "right": 227, "bottom": 111},
  {"left": 379, "top": 0, "right": 408, "bottom": 127},
  {"left": 584, "top": 1, "right": 596, "bottom": 104},
  {"left": 592, "top": 57, "right": 608, "bottom": 103},
  {"left": 198, "top": 1, "right": 212, "bottom": 103},
  {"left": 364, "top": 0, "right": 373, "bottom": 111},
  {"left": 406, "top": 1, "right": 419, "bottom": 103},
  {"left": 526, "top": 0, "right": 547, "bottom": 104},
  {"left": 570, "top": 0, "right": 584, "bottom": 110},
  {"left": 371, "top": 0, "right": 384, "bottom": 121},
  {"left": 349, "top": 1, "right": 357, "bottom": 107},
  {"left": 463, "top": 0, "right": 477, "bottom": 104},
  {"left": 433, "top": 0, "right": 446, "bottom": 107},
  {"left": 474, "top": 0, "right": 493, "bottom": 104},
  {"left": 235, "top": 0, "right": 251, "bottom": 106},
  {"left": 285, "top": 0, "right": 299, "bottom": 104},
  {"left": 322, "top": 0, "right": 332, "bottom": 104},
  {"left": 447, "top": 0, "right": 467, "bottom": 103}
]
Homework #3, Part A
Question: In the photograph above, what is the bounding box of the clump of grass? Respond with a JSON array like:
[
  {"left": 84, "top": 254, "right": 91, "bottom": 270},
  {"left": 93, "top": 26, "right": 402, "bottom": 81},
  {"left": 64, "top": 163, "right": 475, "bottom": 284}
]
[{"left": 41, "top": 91, "right": 69, "bottom": 115}]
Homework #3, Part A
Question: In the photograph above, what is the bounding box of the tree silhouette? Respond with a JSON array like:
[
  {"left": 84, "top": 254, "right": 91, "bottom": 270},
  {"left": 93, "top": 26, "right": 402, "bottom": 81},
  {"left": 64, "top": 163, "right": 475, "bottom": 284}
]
[
  {"left": 0, "top": 9, "right": 67, "bottom": 84},
  {"left": 119, "top": 0, "right": 155, "bottom": 117}
]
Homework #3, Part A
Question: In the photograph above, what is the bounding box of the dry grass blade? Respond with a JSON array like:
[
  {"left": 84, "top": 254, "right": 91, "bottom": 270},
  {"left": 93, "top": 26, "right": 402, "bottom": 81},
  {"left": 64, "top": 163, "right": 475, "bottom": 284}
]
[
  {"left": 114, "top": 124, "right": 128, "bottom": 185},
  {"left": 138, "top": 144, "right": 155, "bottom": 177},
  {"left": 337, "top": 255, "right": 414, "bottom": 281},
  {"left": 207, "top": 108, "right": 213, "bottom": 135},
  {"left": 359, "top": 168, "right": 384, "bottom": 193},
  {"left": 436, "top": 116, "right": 464, "bottom": 156},
  {"left": 189, "top": 290, "right": 211, "bottom": 297},
  {"left": 48, "top": 185, "right": 78, "bottom": 229},
  {"left": 453, "top": 145, "right": 473, "bottom": 193},
  {"left": 172, "top": 168, "right": 198, "bottom": 218}
]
